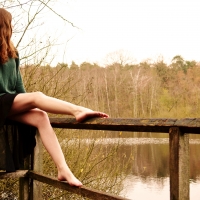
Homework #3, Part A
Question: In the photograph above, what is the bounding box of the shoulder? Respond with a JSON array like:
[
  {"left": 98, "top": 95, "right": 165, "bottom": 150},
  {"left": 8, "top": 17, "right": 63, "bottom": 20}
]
[
  {"left": 0, "top": 57, "right": 19, "bottom": 70},
  {"left": 0, "top": 58, "right": 17, "bottom": 72}
]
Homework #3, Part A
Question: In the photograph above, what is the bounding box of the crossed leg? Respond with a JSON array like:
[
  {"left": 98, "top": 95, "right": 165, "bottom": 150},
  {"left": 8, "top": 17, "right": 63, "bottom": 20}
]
[
  {"left": 9, "top": 109, "right": 83, "bottom": 186},
  {"left": 8, "top": 92, "right": 109, "bottom": 186}
]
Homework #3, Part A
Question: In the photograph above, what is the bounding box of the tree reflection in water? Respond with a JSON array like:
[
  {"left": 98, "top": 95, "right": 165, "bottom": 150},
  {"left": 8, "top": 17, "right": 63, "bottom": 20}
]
[
  {"left": 73, "top": 132, "right": 200, "bottom": 199},
  {"left": 115, "top": 135, "right": 200, "bottom": 200}
]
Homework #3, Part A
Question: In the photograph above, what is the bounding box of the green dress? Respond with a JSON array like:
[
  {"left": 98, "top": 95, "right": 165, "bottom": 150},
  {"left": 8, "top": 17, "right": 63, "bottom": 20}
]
[{"left": 0, "top": 57, "right": 36, "bottom": 172}]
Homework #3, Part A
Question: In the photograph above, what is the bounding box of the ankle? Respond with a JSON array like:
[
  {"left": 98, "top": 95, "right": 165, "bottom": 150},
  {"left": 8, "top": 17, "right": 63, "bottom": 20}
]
[{"left": 56, "top": 163, "right": 68, "bottom": 171}]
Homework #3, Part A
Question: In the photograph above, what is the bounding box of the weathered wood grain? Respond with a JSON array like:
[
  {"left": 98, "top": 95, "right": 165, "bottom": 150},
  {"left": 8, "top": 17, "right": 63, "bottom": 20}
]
[
  {"left": 28, "top": 171, "right": 130, "bottom": 200},
  {"left": 169, "top": 127, "right": 189, "bottom": 200},
  {"left": 50, "top": 117, "right": 200, "bottom": 133},
  {"left": 19, "top": 156, "right": 30, "bottom": 200},
  {"left": 33, "top": 130, "right": 43, "bottom": 200},
  {"left": 0, "top": 170, "right": 28, "bottom": 179},
  {"left": 4, "top": 118, "right": 198, "bottom": 200}
]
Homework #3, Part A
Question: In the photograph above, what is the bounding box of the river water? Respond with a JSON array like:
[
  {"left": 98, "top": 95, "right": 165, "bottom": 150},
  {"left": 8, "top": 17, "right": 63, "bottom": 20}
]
[
  {"left": 61, "top": 131, "right": 200, "bottom": 200},
  {"left": 89, "top": 136, "right": 200, "bottom": 200},
  {"left": 118, "top": 137, "right": 200, "bottom": 200},
  {"left": 121, "top": 176, "right": 200, "bottom": 200}
]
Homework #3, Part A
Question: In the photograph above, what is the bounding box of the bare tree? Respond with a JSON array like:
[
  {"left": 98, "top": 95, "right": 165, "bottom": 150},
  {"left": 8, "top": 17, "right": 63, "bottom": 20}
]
[
  {"left": 1, "top": 0, "right": 77, "bottom": 66},
  {"left": 104, "top": 49, "right": 136, "bottom": 67}
]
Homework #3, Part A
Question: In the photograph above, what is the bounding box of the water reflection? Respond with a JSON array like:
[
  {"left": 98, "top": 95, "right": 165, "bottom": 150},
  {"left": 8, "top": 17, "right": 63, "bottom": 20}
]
[
  {"left": 63, "top": 133, "right": 200, "bottom": 200},
  {"left": 117, "top": 138, "right": 200, "bottom": 200},
  {"left": 121, "top": 176, "right": 169, "bottom": 200},
  {"left": 78, "top": 136, "right": 200, "bottom": 200},
  {"left": 121, "top": 176, "right": 200, "bottom": 200}
]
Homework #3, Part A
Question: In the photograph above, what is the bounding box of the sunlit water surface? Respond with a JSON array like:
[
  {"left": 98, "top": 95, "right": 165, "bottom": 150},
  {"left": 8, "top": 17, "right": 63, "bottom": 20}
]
[
  {"left": 64, "top": 137, "right": 200, "bottom": 200},
  {"left": 81, "top": 137, "right": 200, "bottom": 200},
  {"left": 117, "top": 138, "right": 200, "bottom": 200},
  {"left": 120, "top": 176, "right": 200, "bottom": 200}
]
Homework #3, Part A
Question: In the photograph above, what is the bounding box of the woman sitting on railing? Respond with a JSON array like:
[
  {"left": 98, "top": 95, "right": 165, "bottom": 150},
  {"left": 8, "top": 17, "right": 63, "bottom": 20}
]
[{"left": 0, "top": 8, "right": 109, "bottom": 187}]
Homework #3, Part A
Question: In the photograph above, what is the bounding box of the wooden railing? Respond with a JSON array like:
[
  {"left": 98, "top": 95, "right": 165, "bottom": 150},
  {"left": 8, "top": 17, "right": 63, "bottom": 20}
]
[{"left": 1, "top": 117, "right": 199, "bottom": 200}]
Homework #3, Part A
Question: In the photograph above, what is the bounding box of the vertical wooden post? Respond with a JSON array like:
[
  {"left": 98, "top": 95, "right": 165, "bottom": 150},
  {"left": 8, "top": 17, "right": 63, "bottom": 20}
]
[
  {"left": 169, "top": 127, "right": 189, "bottom": 200},
  {"left": 33, "top": 130, "right": 43, "bottom": 200},
  {"left": 19, "top": 156, "right": 30, "bottom": 200}
]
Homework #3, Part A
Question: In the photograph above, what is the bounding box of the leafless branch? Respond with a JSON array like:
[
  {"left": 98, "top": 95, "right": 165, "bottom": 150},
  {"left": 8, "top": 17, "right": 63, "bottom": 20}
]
[
  {"left": 1, "top": 0, "right": 33, "bottom": 9},
  {"left": 37, "top": 0, "right": 80, "bottom": 29},
  {"left": 16, "top": 0, "right": 50, "bottom": 47}
]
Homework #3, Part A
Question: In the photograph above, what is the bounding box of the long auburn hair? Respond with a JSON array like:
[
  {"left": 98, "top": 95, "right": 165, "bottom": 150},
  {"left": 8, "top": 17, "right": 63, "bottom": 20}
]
[{"left": 0, "top": 8, "right": 17, "bottom": 64}]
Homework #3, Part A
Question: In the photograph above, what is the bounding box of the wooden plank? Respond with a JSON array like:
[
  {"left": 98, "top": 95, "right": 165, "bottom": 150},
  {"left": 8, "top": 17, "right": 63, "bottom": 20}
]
[
  {"left": 3, "top": 118, "right": 196, "bottom": 200},
  {"left": 19, "top": 156, "right": 30, "bottom": 200},
  {"left": 19, "top": 177, "right": 29, "bottom": 200},
  {"left": 7, "top": 118, "right": 200, "bottom": 133},
  {"left": 33, "top": 131, "right": 43, "bottom": 200},
  {"left": 179, "top": 129, "right": 190, "bottom": 200},
  {"left": 169, "top": 127, "right": 189, "bottom": 200},
  {"left": 0, "top": 170, "right": 28, "bottom": 179},
  {"left": 27, "top": 171, "right": 130, "bottom": 200},
  {"left": 49, "top": 118, "right": 175, "bottom": 133},
  {"left": 49, "top": 118, "right": 200, "bottom": 134}
]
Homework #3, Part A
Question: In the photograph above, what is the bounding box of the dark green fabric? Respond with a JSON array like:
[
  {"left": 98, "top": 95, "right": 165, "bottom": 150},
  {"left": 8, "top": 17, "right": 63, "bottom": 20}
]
[
  {"left": 0, "top": 57, "right": 36, "bottom": 172},
  {"left": 0, "top": 57, "right": 25, "bottom": 96}
]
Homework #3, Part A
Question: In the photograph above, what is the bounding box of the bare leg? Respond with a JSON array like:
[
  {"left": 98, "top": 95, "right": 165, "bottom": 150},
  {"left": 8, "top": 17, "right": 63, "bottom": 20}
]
[
  {"left": 9, "top": 92, "right": 109, "bottom": 121},
  {"left": 9, "top": 109, "right": 82, "bottom": 186},
  {"left": 7, "top": 92, "right": 108, "bottom": 186}
]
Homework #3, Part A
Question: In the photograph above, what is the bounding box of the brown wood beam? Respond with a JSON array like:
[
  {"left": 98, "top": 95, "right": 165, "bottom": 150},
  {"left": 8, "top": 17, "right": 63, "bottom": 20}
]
[
  {"left": 49, "top": 118, "right": 200, "bottom": 134},
  {"left": 0, "top": 170, "right": 28, "bottom": 179},
  {"left": 19, "top": 156, "right": 31, "bottom": 200},
  {"left": 169, "top": 127, "right": 189, "bottom": 200},
  {"left": 28, "top": 171, "right": 130, "bottom": 200},
  {"left": 32, "top": 130, "right": 43, "bottom": 200}
]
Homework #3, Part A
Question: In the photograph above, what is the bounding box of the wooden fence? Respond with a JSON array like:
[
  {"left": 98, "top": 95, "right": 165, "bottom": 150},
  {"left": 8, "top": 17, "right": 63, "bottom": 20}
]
[{"left": 0, "top": 117, "right": 199, "bottom": 200}]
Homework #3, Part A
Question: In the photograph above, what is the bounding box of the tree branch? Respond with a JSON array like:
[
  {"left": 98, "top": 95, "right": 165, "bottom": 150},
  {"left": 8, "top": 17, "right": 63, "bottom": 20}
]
[{"left": 37, "top": 0, "right": 80, "bottom": 29}]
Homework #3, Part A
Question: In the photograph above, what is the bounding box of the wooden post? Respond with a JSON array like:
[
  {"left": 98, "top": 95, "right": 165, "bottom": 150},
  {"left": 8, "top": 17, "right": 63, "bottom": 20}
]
[
  {"left": 19, "top": 156, "right": 30, "bottom": 200},
  {"left": 33, "top": 130, "right": 43, "bottom": 200},
  {"left": 169, "top": 127, "right": 189, "bottom": 200}
]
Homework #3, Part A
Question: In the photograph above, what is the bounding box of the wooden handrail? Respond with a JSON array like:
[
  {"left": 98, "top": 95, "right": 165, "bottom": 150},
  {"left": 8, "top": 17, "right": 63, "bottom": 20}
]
[
  {"left": 2, "top": 117, "right": 196, "bottom": 200},
  {"left": 50, "top": 117, "right": 192, "bottom": 200},
  {"left": 28, "top": 171, "right": 129, "bottom": 200},
  {"left": 50, "top": 117, "right": 200, "bottom": 133},
  {"left": 0, "top": 170, "right": 28, "bottom": 179}
]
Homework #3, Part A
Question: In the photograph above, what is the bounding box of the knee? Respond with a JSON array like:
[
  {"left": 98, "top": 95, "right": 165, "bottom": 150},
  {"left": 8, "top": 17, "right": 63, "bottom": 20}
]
[
  {"left": 31, "top": 92, "right": 46, "bottom": 106},
  {"left": 33, "top": 91, "right": 46, "bottom": 98},
  {"left": 34, "top": 110, "right": 49, "bottom": 126}
]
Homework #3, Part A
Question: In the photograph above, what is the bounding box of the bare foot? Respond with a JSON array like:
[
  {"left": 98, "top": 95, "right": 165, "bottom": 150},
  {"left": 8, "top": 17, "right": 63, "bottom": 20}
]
[
  {"left": 58, "top": 167, "right": 83, "bottom": 187},
  {"left": 74, "top": 107, "right": 109, "bottom": 122}
]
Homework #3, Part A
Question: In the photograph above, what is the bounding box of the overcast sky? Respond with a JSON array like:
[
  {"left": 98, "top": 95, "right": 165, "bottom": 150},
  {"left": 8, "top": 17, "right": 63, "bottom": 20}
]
[{"left": 23, "top": 0, "right": 200, "bottom": 66}]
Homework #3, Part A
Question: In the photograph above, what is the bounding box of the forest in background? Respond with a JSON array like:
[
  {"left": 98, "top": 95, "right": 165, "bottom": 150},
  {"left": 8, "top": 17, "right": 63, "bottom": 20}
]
[{"left": 21, "top": 54, "right": 200, "bottom": 119}]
